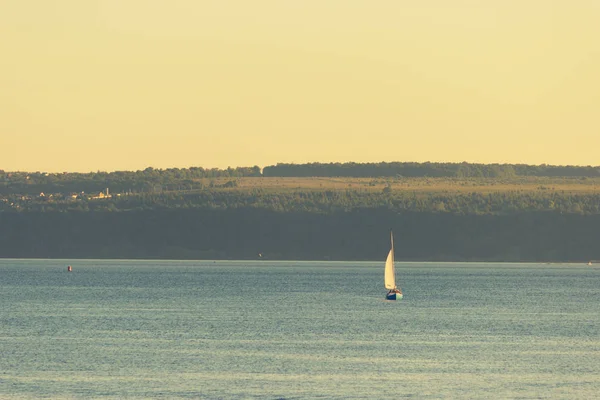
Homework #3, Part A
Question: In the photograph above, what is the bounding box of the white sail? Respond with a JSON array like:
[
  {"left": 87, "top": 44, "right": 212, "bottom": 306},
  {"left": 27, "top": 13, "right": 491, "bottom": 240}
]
[
  {"left": 384, "top": 249, "right": 396, "bottom": 289},
  {"left": 384, "top": 231, "right": 396, "bottom": 289}
]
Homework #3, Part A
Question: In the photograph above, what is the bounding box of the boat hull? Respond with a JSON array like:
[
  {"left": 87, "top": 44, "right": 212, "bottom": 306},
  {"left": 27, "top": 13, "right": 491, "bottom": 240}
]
[{"left": 386, "top": 293, "right": 403, "bottom": 300}]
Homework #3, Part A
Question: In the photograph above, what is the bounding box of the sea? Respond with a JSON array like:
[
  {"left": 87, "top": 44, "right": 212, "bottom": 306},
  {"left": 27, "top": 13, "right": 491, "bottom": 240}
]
[{"left": 1, "top": 259, "right": 599, "bottom": 399}]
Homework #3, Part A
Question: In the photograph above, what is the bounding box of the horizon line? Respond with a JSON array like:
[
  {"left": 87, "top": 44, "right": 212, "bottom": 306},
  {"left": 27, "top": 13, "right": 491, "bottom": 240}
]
[{"left": 2, "top": 160, "right": 600, "bottom": 175}]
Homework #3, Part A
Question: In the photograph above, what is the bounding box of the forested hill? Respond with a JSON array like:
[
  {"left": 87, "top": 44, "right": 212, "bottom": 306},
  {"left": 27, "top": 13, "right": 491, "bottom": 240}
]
[{"left": 2, "top": 162, "right": 600, "bottom": 262}]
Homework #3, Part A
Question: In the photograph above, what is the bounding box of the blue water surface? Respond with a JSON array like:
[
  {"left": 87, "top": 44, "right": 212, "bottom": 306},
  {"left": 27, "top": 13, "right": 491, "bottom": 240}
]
[{"left": 1, "top": 259, "right": 599, "bottom": 399}]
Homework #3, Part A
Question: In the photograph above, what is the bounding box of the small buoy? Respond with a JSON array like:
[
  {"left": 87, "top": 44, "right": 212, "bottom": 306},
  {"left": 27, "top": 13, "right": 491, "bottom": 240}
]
[{"left": 67, "top": 265, "right": 72, "bottom": 272}]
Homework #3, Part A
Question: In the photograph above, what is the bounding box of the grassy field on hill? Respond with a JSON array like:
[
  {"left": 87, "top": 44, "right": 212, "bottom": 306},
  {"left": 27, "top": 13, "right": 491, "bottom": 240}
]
[{"left": 198, "top": 176, "right": 600, "bottom": 194}]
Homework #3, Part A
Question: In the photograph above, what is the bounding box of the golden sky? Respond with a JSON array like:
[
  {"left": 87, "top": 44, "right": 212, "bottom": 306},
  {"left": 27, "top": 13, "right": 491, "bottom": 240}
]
[{"left": 2, "top": 1, "right": 599, "bottom": 172}]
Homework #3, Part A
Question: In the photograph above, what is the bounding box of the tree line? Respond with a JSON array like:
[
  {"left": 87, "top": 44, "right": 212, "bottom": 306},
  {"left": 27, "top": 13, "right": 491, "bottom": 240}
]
[
  {"left": 3, "top": 188, "right": 600, "bottom": 216},
  {"left": 263, "top": 162, "right": 600, "bottom": 178},
  {"left": 3, "top": 162, "right": 600, "bottom": 196},
  {"left": 0, "top": 166, "right": 261, "bottom": 196}
]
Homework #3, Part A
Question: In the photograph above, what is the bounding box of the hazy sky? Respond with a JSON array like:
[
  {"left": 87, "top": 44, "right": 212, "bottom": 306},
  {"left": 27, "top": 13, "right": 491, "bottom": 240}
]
[{"left": 2, "top": 1, "right": 599, "bottom": 172}]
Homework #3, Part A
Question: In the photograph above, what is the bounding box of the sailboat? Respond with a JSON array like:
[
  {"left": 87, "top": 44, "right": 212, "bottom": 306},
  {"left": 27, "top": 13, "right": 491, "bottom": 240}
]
[{"left": 385, "top": 230, "right": 403, "bottom": 300}]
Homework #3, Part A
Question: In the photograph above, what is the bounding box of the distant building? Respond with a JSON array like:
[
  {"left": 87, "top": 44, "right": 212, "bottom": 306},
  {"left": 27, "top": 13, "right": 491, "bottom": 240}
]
[{"left": 90, "top": 188, "right": 111, "bottom": 200}]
